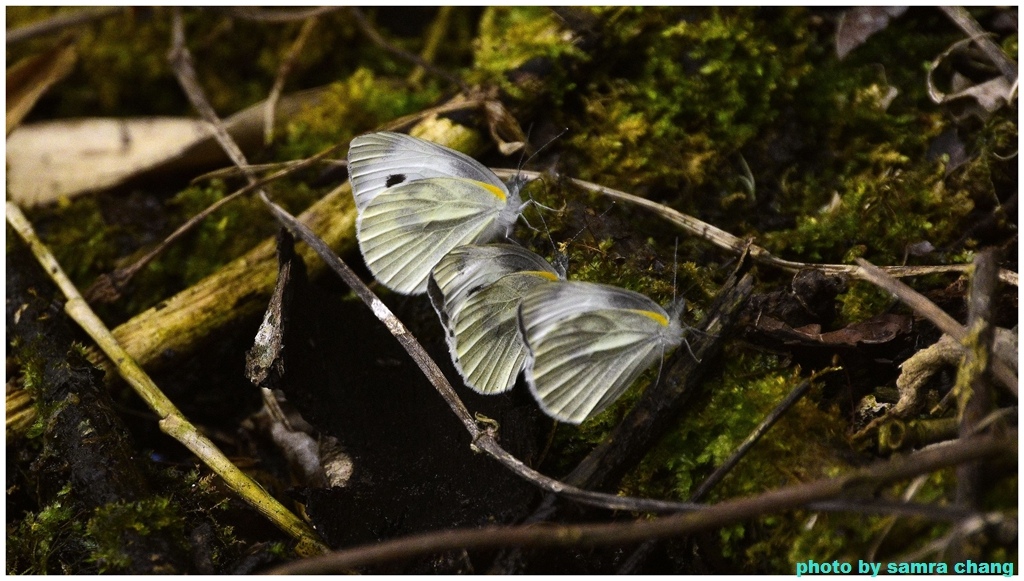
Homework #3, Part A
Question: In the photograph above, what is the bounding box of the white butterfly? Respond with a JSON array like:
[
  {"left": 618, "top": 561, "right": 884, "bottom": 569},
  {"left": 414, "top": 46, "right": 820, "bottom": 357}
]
[
  {"left": 347, "top": 131, "right": 527, "bottom": 295},
  {"left": 428, "top": 243, "right": 563, "bottom": 395},
  {"left": 518, "top": 281, "right": 686, "bottom": 424}
]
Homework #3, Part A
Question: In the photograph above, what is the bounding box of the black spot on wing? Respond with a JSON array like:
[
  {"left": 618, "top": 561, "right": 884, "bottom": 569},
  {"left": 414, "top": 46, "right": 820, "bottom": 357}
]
[{"left": 386, "top": 174, "right": 407, "bottom": 187}]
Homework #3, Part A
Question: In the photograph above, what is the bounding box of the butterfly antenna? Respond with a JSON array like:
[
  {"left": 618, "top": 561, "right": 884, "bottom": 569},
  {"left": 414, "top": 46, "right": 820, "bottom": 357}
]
[
  {"left": 681, "top": 334, "right": 701, "bottom": 363},
  {"left": 653, "top": 344, "right": 669, "bottom": 391},
  {"left": 513, "top": 123, "right": 535, "bottom": 185},
  {"left": 672, "top": 237, "right": 679, "bottom": 307},
  {"left": 521, "top": 127, "right": 567, "bottom": 172},
  {"left": 516, "top": 127, "right": 567, "bottom": 208}
]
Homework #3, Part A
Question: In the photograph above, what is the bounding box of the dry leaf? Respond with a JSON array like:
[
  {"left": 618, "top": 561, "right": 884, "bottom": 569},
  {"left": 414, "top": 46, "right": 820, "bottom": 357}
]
[
  {"left": 756, "top": 313, "right": 912, "bottom": 348},
  {"left": 927, "top": 37, "right": 1018, "bottom": 121},
  {"left": 6, "top": 39, "right": 78, "bottom": 135},
  {"left": 835, "top": 7, "right": 908, "bottom": 60}
]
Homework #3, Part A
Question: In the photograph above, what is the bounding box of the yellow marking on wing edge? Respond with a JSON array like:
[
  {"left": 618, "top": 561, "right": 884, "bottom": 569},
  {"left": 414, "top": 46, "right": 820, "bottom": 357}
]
[
  {"left": 626, "top": 309, "right": 670, "bottom": 326},
  {"left": 469, "top": 180, "right": 506, "bottom": 202},
  {"left": 523, "top": 271, "right": 561, "bottom": 281}
]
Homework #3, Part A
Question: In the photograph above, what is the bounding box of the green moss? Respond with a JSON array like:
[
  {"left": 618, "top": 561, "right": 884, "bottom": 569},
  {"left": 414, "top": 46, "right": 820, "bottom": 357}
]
[
  {"left": 86, "top": 497, "right": 186, "bottom": 573},
  {"left": 6, "top": 8, "right": 367, "bottom": 119},
  {"left": 789, "top": 469, "right": 956, "bottom": 565},
  {"left": 27, "top": 197, "right": 121, "bottom": 289},
  {"left": 472, "top": 7, "right": 586, "bottom": 102},
  {"left": 615, "top": 352, "right": 848, "bottom": 571},
  {"left": 761, "top": 124, "right": 972, "bottom": 266},
  {"left": 835, "top": 280, "right": 901, "bottom": 325},
  {"left": 559, "top": 8, "right": 812, "bottom": 206},
  {"left": 280, "top": 68, "right": 443, "bottom": 159},
  {"left": 7, "top": 485, "right": 91, "bottom": 574}
]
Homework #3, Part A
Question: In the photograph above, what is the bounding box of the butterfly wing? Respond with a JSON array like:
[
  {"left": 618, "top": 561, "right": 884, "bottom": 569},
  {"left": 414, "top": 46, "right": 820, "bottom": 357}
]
[
  {"left": 348, "top": 131, "right": 508, "bottom": 212},
  {"left": 519, "top": 282, "right": 683, "bottom": 424},
  {"left": 429, "top": 244, "right": 558, "bottom": 318},
  {"left": 429, "top": 244, "right": 560, "bottom": 394},
  {"left": 356, "top": 178, "right": 514, "bottom": 295}
]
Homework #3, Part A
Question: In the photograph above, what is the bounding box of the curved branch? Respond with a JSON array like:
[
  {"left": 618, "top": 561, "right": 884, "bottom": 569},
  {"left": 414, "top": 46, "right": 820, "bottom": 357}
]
[
  {"left": 6, "top": 6, "right": 122, "bottom": 44},
  {"left": 493, "top": 169, "right": 1019, "bottom": 287},
  {"left": 260, "top": 196, "right": 704, "bottom": 516},
  {"left": 168, "top": 6, "right": 706, "bottom": 517},
  {"left": 855, "top": 258, "right": 1016, "bottom": 397},
  {"left": 268, "top": 430, "right": 1015, "bottom": 573},
  {"left": 223, "top": 6, "right": 342, "bottom": 23}
]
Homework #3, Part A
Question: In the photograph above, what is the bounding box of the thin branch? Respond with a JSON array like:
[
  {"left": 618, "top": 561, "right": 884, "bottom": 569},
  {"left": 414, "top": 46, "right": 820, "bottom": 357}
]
[
  {"left": 5, "top": 202, "right": 329, "bottom": 556},
  {"left": 6, "top": 6, "right": 122, "bottom": 44},
  {"left": 190, "top": 158, "right": 346, "bottom": 184},
  {"left": 267, "top": 429, "right": 1014, "bottom": 573},
  {"left": 407, "top": 6, "right": 453, "bottom": 86},
  {"left": 492, "top": 169, "right": 1019, "bottom": 287},
  {"left": 939, "top": 7, "right": 1018, "bottom": 82},
  {"left": 855, "top": 258, "right": 1016, "bottom": 397},
  {"left": 690, "top": 377, "right": 815, "bottom": 501},
  {"left": 168, "top": 10, "right": 254, "bottom": 180},
  {"left": 167, "top": 7, "right": 706, "bottom": 517},
  {"left": 85, "top": 144, "right": 342, "bottom": 304},
  {"left": 223, "top": 6, "right": 342, "bottom": 23},
  {"left": 265, "top": 17, "right": 318, "bottom": 144},
  {"left": 380, "top": 97, "right": 498, "bottom": 132},
  {"left": 806, "top": 498, "right": 982, "bottom": 522},
  {"left": 348, "top": 7, "right": 468, "bottom": 91},
  {"left": 260, "top": 195, "right": 704, "bottom": 516},
  {"left": 953, "top": 248, "right": 998, "bottom": 560}
]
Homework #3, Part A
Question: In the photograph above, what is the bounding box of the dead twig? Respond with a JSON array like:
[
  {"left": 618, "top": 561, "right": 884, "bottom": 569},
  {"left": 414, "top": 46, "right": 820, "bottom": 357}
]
[
  {"left": 808, "top": 498, "right": 980, "bottom": 522},
  {"left": 854, "top": 258, "right": 1016, "bottom": 397},
  {"left": 265, "top": 17, "right": 318, "bottom": 144},
  {"left": 168, "top": 12, "right": 254, "bottom": 182},
  {"left": 85, "top": 144, "right": 342, "bottom": 304},
  {"left": 348, "top": 7, "right": 468, "bottom": 91},
  {"left": 492, "top": 169, "right": 1020, "bottom": 287},
  {"left": 223, "top": 7, "right": 342, "bottom": 23},
  {"left": 167, "top": 8, "right": 706, "bottom": 518},
  {"left": 952, "top": 249, "right": 998, "bottom": 562},
  {"left": 939, "top": 7, "right": 1018, "bottom": 83},
  {"left": 6, "top": 6, "right": 122, "bottom": 44},
  {"left": 190, "top": 159, "right": 346, "bottom": 184},
  {"left": 5, "top": 202, "right": 328, "bottom": 556},
  {"left": 268, "top": 429, "right": 1015, "bottom": 573}
]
